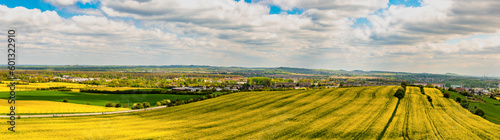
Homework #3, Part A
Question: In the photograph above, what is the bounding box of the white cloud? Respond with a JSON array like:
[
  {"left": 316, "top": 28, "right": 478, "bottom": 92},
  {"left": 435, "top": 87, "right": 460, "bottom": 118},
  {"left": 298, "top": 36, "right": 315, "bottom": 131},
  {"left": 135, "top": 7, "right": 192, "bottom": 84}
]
[
  {"left": 44, "top": 0, "right": 96, "bottom": 6},
  {"left": 367, "top": 0, "right": 500, "bottom": 45}
]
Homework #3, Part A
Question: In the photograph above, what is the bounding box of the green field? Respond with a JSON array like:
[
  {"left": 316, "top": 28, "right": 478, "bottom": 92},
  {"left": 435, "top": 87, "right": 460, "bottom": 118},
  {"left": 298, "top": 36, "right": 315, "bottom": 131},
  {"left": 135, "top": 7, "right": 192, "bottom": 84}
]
[
  {"left": 1, "top": 86, "right": 499, "bottom": 139},
  {"left": 0, "top": 90, "right": 204, "bottom": 107},
  {"left": 443, "top": 90, "right": 500, "bottom": 125}
]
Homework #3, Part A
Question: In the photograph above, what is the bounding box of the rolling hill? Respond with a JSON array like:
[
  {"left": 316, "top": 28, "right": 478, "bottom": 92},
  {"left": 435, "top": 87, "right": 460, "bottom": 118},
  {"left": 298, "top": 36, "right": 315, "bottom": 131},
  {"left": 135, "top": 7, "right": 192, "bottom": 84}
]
[{"left": 1, "top": 86, "right": 499, "bottom": 139}]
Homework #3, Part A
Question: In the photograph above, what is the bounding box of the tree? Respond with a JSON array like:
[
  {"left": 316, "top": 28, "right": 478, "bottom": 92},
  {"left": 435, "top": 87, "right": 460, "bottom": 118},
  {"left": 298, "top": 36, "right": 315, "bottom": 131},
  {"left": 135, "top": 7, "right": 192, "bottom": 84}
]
[
  {"left": 115, "top": 103, "right": 122, "bottom": 108},
  {"left": 419, "top": 85, "right": 425, "bottom": 94},
  {"left": 456, "top": 97, "right": 462, "bottom": 103},
  {"left": 401, "top": 82, "right": 407, "bottom": 90},
  {"left": 132, "top": 103, "right": 144, "bottom": 109},
  {"left": 490, "top": 94, "right": 496, "bottom": 99},
  {"left": 142, "top": 102, "right": 151, "bottom": 108},
  {"left": 394, "top": 87, "right": 406, "bottom": 99},
  {"left": 427, "top": 95, "right": 432, "bottom": 103},
  {"left": 443, "top": 92, "right": 450, "bottom": 98},
  {"left": 156, "top": 101, "right": 162, "bottom": 106},
  {"left": 475, "top": 109, "right": 485, "bottom": 117},
  {"left": 161, "top": 99, "right": 171, "bottom": 105},
  {"left": 105, "top": 102, "right": 115, "bottom": 107},
  {"left": 63, "top": 98, "right": 68, "bottom": 103},
  {"left": 461, "top": 102, "right": 469, "bottom": 109}
]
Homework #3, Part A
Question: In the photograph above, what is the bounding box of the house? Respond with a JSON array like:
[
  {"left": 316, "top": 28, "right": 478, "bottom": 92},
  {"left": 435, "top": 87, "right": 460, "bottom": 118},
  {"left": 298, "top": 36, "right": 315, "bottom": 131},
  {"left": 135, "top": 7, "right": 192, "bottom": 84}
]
[
  {"left": 325, "top": 85, "right": 339, "bottom": 88},
  {"left": 237, "top": 81, "right": 247, "bottom": 85},
  {"left": 482, "top": 90, "right": 490, "bottom": 95},
  {"left": 432, "top": 83, "right": 444, "bottom": 88},
  {"left": 451, "top": 84, "right": 462, "bottom": 89},
  {"left": 471, "top": 88, "right": 485, "bottom": 95},
  {"left": 172, "top": 87, "right": 201, "bottom": 91},
  {"left": 215, "top": 88, "right": 222, "bottom": 91},
  {"left": 456, "top": 87, "right": 465, "bottom": 93},
  {"left": 414, "top": 83, "right": 427, "bottom": 86},
  {"left": 274, "top": 83, "right": 296, "bottom": 88},
  {"left": 298, "top": 82, "right": 312, "bottom": 87}
]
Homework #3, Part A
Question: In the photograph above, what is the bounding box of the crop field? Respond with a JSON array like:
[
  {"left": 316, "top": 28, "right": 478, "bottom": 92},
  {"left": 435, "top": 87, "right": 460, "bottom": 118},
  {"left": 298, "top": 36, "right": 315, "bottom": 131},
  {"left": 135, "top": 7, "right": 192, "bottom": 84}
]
[
  {"left": 444, "top": 90, "right": 500, "bottom": 125},
  {"left": 0, "top": 81, "right": 152, "bottom": 92},
  {"left": 0, "top": 99, "right": 129, "bottom": 114},
  {"left": 0, "top": 91, "right": 204, "bottom": 108},
  {"left": 382, "top": 87, "right": 500, "bottom": 139},
  {"left": 1, "top": 86, "right": 499, "bottom": 139}
]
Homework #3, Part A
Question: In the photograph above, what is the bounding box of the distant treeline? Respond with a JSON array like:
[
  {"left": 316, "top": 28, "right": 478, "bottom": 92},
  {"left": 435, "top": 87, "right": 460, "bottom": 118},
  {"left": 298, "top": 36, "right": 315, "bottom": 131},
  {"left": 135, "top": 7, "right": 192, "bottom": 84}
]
[
  {"left": 37, "top": 86, "right": 72, "bottom": 91},
  {"left": 80, "top": 89, "right": 229, "bottom": 95}
]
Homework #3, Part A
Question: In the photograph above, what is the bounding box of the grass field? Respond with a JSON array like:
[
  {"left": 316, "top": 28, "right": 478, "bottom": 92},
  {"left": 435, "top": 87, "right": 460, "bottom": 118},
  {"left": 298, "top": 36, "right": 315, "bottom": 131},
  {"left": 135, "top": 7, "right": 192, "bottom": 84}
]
[
  {"left": 0, "top": 99, "right": 129, "bottom": 114},
  {"left": 0, "top": 91, "right": 204, "bottom": 108},
  {"left": 1, "top": 86, "right": 499, "bottom": 139}
]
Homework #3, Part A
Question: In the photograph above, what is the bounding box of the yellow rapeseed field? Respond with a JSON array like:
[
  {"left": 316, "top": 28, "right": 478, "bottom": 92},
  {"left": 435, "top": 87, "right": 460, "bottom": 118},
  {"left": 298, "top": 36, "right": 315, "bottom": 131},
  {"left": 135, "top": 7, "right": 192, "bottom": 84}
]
[
  {"left": 0, "top": 81, "right": 151, "bottom": 92},
  {"left": 0, "top": 99, "right": 129, "bottom": 114},
  {"left": 0, "top": 86, "right": 499, "bottom": 139},
  {"left": 382, "top": 86, "right": 500, "bottom": 139}
]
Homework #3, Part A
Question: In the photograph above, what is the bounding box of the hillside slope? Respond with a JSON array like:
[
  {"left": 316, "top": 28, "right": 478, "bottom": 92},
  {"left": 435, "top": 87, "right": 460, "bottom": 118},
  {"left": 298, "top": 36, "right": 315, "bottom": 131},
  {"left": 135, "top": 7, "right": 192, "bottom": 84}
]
[{"left": 1, "top": 86, "right": 499, "bottom": 139}]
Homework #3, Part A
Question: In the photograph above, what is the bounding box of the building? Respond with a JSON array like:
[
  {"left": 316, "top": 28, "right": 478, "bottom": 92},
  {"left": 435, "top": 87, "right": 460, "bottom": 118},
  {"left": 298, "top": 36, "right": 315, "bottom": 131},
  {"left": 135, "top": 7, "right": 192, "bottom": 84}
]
[
  {"left": 451, "top": 84, "right": 462, "bottom": 89},
  {"left": 456, "top": 87, "right": 464, "bottom": 93},
  {"left": 172, "top": 87, "right": 201, "bottom": 91},
  {"left": 432, "top": 83, "right": 444, "bottom": 88},
  {"left": 298, "top": 82, "right": 312, "bottom": 87},
  {"left": 414, "top": 83, "right": 427, "bottom": 86},
  {"left": 274, "top": 83, "right": 296, "bottom": 88}
]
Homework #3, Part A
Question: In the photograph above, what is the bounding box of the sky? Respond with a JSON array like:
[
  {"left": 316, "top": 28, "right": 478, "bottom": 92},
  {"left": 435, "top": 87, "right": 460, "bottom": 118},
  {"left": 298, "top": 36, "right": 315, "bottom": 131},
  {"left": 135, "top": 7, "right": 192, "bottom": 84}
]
[{"left": 1, "top": 0, "right": 500, "bottom": 77}]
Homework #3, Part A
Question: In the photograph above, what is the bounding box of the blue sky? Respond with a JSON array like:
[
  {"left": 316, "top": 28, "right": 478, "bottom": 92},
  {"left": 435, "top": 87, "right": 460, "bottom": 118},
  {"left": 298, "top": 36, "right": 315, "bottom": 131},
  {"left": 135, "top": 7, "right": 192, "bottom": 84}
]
[
  {"left": 2, "top": 0, "right": 421, "bottom": 25},
  {"left": 1, "top": 0, "right": 499, "bottom": 77}
]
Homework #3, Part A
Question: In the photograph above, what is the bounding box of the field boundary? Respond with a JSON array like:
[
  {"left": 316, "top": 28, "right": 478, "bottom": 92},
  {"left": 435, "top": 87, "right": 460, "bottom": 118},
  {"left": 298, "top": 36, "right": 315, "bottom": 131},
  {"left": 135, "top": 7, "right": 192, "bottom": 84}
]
[{"left": 0, "top": 106, "right": 167, "bottom": 118}]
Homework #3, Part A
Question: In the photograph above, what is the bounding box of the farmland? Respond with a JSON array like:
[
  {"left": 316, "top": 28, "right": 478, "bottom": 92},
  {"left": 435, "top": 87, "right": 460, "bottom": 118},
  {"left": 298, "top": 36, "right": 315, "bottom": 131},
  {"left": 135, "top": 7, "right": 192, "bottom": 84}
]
[
  {"left": 443, "top": 90, "right": 500, "bottom": 125},
  {"left": 0, "top": 81, "right": 152, "bottom": 92},
  {"left": 1, "top": 86, "right": 499, "bottom": 139},
  {"left": 0, "top": 90, "right": 204, "bottom": 109},
  {"left": 0, "top": 99, "right": 129, "bottom": 114}
]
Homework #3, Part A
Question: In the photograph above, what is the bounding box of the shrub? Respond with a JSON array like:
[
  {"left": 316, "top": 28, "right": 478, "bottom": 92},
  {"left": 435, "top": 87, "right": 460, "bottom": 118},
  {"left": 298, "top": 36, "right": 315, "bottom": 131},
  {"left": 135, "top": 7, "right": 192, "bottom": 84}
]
[
  {"left": 475, "top": 109, "right": 485, "bottom": 116},
  {"left": 156, "top": 101, "right": 162, "bottom": 106},
  {"left": 459, "top": 91, "right": 471, "bottom": 96},
  {"left": 461, "top": 102, "right": 469, "bottom": 109},
  {"left": 63, "top": 98, "right": 68, "bottom": 103},
  {"left": 207, "top": 94, "right": 214, "bottom": 99},
  {"left": 490, "top": 94, "right": 496, "bottom": 99},
  {"left": 401, "top": 82, "right": 407, "bottom": 91},
  {"left": 394, "top": 87, "right": 405, "bottom": 99},
  {"left": 456, "top": 97, "right": 462, "bottom": 103},
  {"left": 419, "top": 85, "right": 425, "bottom": 94},
  {"left": 142, "top": 102, "right": 151, "bottom": 108},
  {"left": 427, "top": 95, "right": 432, "bottom": 103},
  {"left": 443, "top": 92, "right": 450, "bottom": 98},
  {"left": 124, "top": 104, "right": 129, "bottom": 108},
  {"left": 86, "top": 102, "right": 90, "bottom": 105},
  {"left": 105, "top": 102, "right": 115, "bottom": 107},
  {"left": 115, "top": 103, "right": 122, "bottom": 108},
  {"left": 161, "top": 99, "right": 171, "bottom": 105},
  {"left": 131, "top": 103, "right": 144, "bottom": 109}
]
